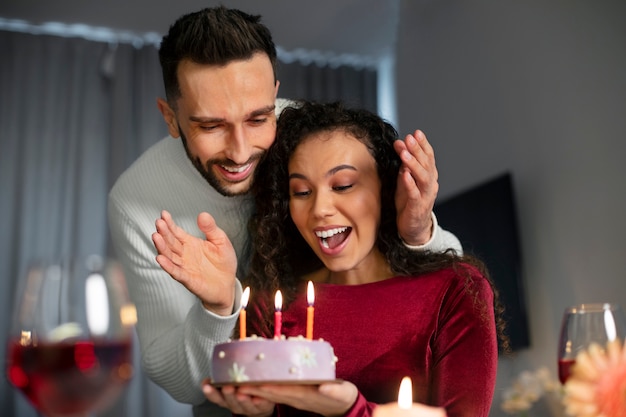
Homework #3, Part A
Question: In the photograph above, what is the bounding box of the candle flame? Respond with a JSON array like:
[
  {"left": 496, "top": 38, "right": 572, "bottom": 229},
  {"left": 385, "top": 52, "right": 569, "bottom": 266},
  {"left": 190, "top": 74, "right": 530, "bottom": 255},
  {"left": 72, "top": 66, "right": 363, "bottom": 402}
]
[
  {"left": 307, "top": 281, "right": 315, "bottom": 306},
  {"left": 241, "top": 286, "right": 250, "bottom": 309},
  {"left": 275, "top": 290, "right": 282, "bottom": 311},
  {"left": 20, "top": 330, "right": 32, "bottom": 346},
  {"left": 120, "top": 303, "right": 137, "bottom": 326},
  {"left": 398, "top": 376, "right": 412, "bottom": 409}
]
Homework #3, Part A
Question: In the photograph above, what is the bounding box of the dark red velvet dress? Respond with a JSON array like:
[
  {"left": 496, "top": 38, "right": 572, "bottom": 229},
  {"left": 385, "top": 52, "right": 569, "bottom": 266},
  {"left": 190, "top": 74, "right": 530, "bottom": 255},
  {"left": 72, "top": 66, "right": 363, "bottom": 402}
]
[{"left": 254, "top": 265, "right": 498, "bottom": 417}]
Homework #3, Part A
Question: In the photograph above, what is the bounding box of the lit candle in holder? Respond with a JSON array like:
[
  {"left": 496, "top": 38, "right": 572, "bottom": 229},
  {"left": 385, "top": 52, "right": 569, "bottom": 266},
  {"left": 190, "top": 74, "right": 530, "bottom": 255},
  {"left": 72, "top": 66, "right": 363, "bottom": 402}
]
[
  {"left": 372, "top": 376, "right": 444, "bottom": 417},
  {"left": 239, "top": 287, "right": 250, "bottom": 340},
  {"left": 274, "top": 290, "right": 283, "bottom": 339},
  {"left": 398, "top": 376, "right": 412, "bottom": 409},
  {"left": 306, "top": 281, "right": 315, "bottom": 340}
]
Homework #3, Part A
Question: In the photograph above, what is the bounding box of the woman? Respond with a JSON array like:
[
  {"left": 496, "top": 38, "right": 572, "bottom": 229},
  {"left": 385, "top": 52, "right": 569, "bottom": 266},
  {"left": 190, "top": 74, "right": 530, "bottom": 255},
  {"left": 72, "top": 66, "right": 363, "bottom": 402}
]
[{"left": 154, "top": 101, "right": 507, "bottom": 416}]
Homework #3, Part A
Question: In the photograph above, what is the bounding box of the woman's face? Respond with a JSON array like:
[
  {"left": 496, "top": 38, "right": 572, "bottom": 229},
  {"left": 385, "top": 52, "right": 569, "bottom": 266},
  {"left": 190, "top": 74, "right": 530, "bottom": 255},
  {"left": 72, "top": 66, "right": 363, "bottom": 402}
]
[{"left": 288, "top": 130, "right": 383, "bottom": 276}]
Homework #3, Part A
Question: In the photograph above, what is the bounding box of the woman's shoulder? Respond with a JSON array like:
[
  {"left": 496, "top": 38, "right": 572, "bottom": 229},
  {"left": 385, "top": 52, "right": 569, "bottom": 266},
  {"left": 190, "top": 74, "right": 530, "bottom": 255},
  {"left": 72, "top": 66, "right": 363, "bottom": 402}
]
[{"left": 404, "top": 260, "right": 492, "bottom": 293}]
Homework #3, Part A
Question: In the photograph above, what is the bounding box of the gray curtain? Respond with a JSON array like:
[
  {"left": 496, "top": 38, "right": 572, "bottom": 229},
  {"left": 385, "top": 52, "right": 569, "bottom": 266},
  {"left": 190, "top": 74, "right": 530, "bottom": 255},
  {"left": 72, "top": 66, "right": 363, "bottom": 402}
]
[
  {"left": 0, "top": 29, "right": 187, "bottom": 417},
  {"left": 0, "top": 28, "right": 377, "bottom": 417},
  {"left": 277, "top": 61, "right": 378, "bottom": 112}
]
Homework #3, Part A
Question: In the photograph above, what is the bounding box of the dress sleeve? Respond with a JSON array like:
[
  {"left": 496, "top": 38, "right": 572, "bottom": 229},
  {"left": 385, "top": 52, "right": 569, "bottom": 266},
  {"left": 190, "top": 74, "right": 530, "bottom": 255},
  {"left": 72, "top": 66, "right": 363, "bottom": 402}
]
[
  {"left": 108, "top": 195, "right": 240, "bottom": 406},
  {"left": 430, "top": 268, "right": 498, "bottom": 416},
  {"left": 343, "top": 391, "right": 378, "bottom": 417},
  {"left": 275, "top": 391, "right": 376, "bottom": 417}
]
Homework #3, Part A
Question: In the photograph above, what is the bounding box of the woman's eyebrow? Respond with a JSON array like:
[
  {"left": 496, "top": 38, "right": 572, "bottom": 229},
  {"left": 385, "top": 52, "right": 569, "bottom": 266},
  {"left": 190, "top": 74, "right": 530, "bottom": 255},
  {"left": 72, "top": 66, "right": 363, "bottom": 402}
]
[
  {"left": 327, "top": 164, "right": 357, "bottom": 176},
  {"left": 288, "top": 164, "right": 357, "bottom": 181}
]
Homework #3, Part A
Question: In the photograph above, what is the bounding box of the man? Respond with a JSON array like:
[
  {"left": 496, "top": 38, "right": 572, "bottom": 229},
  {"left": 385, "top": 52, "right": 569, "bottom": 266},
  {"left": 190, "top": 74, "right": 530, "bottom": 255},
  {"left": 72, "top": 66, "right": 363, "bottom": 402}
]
[{"left": 108, "top": 6, "right": 461, "bottom": 417}]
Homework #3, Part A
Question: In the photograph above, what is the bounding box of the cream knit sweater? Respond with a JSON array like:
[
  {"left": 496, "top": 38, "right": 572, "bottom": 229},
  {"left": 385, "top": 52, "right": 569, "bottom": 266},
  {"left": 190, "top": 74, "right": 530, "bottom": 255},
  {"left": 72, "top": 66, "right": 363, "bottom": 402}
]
[{"left": 109, "top": 137, "right": 251, "bottom": 415}]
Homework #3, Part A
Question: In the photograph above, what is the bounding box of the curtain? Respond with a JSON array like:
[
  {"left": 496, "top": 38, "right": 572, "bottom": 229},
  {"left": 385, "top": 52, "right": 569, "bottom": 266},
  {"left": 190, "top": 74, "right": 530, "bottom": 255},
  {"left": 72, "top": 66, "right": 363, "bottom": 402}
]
[
  {"left": 278, "top": 61, "right": 378, "bottom": 112},
  {"left": 0, "top": 28, "right": 377, "bottom": 417},
  {"left": 0, "top": 29, "right": 187, "bottom": 417}
]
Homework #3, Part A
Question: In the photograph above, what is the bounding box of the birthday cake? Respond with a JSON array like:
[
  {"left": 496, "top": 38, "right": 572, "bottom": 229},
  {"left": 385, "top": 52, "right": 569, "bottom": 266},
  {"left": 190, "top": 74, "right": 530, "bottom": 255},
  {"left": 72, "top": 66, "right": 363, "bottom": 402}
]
[{"left": 211, "top": 335, "right": 337, "bottom": 385}]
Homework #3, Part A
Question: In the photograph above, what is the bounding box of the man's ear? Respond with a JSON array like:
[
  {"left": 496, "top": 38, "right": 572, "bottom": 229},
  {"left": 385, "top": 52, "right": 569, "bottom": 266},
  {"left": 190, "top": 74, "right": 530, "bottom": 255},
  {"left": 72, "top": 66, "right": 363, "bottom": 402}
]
[
  {"left": 157, "top": 97, "right": 180, "bottom": 138},
  {"left": 274, "top": 80, "right": 280, "bottom": 99}
]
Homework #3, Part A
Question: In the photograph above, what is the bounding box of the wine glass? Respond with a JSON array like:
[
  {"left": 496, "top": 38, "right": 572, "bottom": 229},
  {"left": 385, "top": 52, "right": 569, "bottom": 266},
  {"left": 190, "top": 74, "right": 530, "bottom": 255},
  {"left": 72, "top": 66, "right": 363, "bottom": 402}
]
[
  {"left": 5, "top": 256, "right": 137, "bottom": 416},
  {"left": 557, "top": 302, "right": 626, "bottom": 384}
]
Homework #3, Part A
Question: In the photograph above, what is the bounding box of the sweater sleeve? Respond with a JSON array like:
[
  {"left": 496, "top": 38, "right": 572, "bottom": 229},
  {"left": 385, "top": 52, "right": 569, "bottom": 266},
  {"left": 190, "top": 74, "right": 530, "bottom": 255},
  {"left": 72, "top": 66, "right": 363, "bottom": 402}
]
[
  {"left": 108, "top": 193, "right": 240, "bottom": 407},
  {"left": 403, "top": 212, "right": 463, "bottom": 255}
]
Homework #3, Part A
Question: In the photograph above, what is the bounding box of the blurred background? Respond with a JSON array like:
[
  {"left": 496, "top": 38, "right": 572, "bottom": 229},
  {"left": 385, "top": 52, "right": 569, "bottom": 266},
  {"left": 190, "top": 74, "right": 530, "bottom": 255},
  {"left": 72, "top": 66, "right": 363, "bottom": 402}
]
[{"left": 1, "top": 0, "right": 625, "bottom": 416}]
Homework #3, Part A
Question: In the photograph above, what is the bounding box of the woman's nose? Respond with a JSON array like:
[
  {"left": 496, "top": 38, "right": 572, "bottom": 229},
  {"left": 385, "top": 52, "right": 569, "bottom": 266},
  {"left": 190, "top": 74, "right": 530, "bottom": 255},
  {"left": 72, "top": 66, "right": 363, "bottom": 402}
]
[{"left": 311, "top": 191, "right": 336, "bottom": 218}]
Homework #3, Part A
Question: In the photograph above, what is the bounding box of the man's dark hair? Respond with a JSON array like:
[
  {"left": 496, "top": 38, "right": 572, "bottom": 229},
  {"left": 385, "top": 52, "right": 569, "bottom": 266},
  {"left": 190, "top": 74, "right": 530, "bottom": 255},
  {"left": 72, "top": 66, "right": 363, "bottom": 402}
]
[{"left": 158, "top": 6, "right": 277, "bottom": 104}]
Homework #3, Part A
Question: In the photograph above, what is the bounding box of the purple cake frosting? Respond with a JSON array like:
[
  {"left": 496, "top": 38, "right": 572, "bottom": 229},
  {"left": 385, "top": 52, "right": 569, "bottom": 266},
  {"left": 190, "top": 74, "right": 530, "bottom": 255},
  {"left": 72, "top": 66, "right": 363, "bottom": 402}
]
[{"left": 211, "top": 335, "right": 337, "bottom": 385}]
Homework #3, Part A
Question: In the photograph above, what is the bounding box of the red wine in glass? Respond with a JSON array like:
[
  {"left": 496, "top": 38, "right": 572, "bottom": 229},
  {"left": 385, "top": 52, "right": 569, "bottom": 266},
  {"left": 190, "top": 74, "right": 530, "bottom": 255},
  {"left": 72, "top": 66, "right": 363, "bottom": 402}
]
[
  {"left": 557, "top": 303, "right": 626, "bottom": 385},
  {"left": 557, "top": 358, "right": 576, "bottom": 384},
  {"left": 7, "top": 339, "right": 133, "bottom": 416},
  {"left": 5, "top": 257, "right": 136, "bottom": 416}
]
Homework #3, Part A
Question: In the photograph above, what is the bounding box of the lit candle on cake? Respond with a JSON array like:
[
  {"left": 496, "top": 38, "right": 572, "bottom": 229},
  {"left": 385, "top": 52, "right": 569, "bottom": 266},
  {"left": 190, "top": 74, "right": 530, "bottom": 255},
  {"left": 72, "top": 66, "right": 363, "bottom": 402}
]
[
  {"left": 274, "top": 290, "right": 282, "bottom": 339},
  {"left": 398, "top": 376, "right": 412, "bottom": 409},
  {"left": 239, "top": 286, "right": 250, "bottom": 340},
  {"left": 306, "top": 281, "right": 315, "bottom": 340}
]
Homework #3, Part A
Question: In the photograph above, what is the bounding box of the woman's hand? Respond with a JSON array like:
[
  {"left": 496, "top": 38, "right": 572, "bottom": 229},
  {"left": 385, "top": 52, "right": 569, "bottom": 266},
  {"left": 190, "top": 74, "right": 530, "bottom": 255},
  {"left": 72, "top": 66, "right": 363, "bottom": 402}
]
[
  {"left": 152, "top": 210, "right": 238, "bottom": 316},
  {"left": 237, "top": 380, "right": 358, "bottom": 416},
  {"left": 202, "top": 381, "right": 275, "bottom": 417}
]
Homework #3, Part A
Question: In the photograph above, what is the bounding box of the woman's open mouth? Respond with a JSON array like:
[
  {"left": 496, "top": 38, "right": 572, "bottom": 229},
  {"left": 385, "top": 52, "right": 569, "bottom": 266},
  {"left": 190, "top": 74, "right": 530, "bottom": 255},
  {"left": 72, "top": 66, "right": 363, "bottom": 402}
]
[{"left": 315, "top": 226, "right": 352, "bottom": 251}]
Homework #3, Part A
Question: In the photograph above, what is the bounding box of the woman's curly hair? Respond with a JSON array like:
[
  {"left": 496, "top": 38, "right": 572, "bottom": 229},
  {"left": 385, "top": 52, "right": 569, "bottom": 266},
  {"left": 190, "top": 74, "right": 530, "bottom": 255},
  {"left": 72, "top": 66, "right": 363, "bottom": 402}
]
[{"left": 245, "top": 101, "right": 509, "bottom": 352}]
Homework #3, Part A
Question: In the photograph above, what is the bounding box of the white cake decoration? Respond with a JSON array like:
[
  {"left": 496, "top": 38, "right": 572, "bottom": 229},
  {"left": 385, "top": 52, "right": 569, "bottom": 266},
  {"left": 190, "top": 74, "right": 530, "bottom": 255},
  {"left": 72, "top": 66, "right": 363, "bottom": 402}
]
[
  {"left": 299, "top": 347, "right": 317, "bottom": 367},
  {"left": 228, "top": 363, "right": 250, "bottom": 383}
]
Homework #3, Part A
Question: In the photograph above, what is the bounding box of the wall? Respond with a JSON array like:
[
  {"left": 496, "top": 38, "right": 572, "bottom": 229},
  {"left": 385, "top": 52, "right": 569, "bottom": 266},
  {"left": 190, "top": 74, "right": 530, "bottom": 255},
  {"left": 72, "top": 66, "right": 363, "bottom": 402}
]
[{"left": 396, "top": 1, "right": 626, "bottom": 415}]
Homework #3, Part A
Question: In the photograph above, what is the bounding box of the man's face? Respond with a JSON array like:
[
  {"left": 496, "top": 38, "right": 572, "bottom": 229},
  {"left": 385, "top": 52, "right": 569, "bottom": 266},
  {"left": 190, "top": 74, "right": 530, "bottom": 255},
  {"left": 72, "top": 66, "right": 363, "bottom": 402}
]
[{"left": 162, "top": 53, "right": 279, "bottom": 196}]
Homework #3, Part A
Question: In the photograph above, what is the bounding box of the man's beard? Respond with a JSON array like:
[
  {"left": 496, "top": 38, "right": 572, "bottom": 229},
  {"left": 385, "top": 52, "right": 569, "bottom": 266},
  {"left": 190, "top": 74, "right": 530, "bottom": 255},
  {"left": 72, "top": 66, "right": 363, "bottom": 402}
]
[{"left": 179, "top": 129, "right": 261, "bottom": 197}]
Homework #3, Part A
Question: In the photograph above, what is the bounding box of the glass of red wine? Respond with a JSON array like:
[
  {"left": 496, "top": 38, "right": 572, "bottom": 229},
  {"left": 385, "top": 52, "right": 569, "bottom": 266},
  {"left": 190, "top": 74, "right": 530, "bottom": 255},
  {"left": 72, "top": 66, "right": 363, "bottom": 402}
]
[
  {"left": 557, "top": 302, "right": 626, "bottom": 384},
  {"left": 5, "top": 256, "right": 136, "bottom": 416}
]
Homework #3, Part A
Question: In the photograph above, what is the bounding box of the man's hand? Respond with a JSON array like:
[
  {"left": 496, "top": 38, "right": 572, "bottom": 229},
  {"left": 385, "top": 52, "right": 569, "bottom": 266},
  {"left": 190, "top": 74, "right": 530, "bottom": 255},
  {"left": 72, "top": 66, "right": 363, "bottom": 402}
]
[
  {"left": 393, "top": 130, "right": 438, "bottom": 246},
  {"left": 202, "top": 382, "right": 275, "bottom": 417},
  {"left": 152, "top": 210, "right": 238, "bottom": 316}
]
